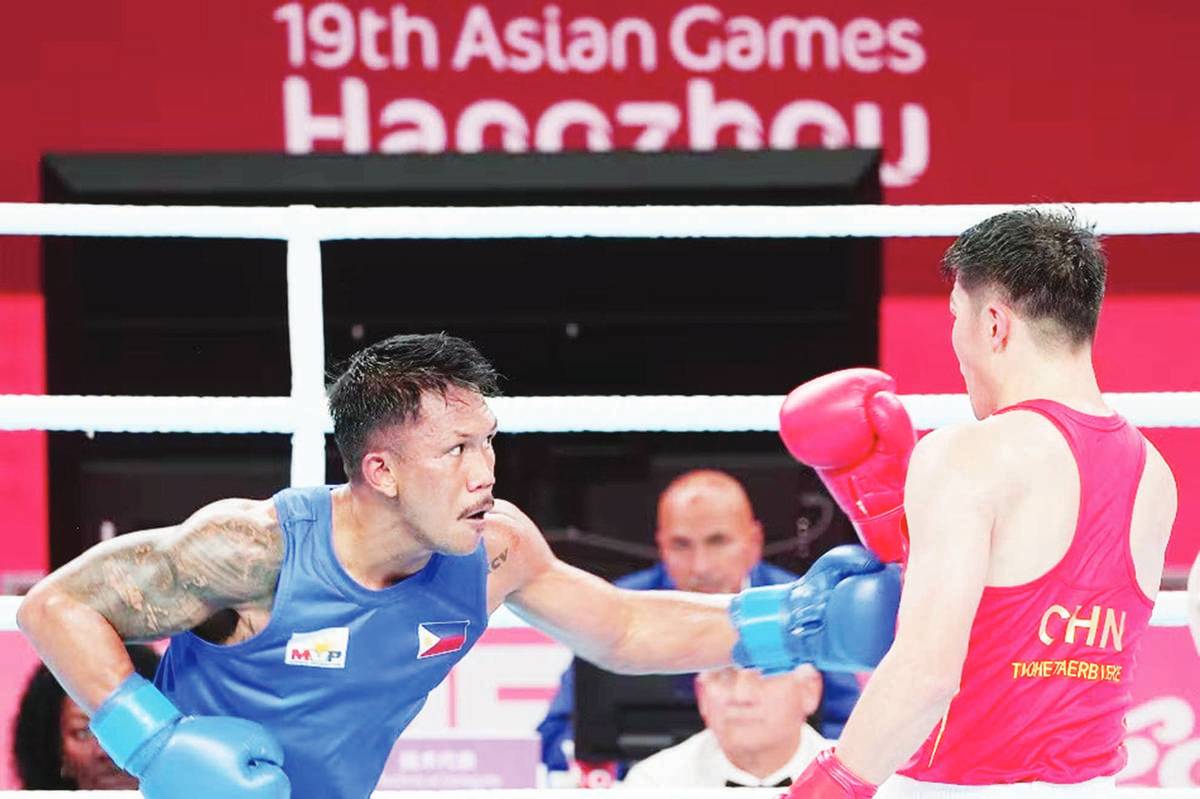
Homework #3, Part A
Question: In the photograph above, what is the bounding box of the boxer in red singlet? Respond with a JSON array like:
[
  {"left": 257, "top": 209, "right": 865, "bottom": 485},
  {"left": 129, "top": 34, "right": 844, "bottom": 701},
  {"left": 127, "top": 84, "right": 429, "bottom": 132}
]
[{"left": 785, "top": 208, "right": 1178, "bottom": 797}]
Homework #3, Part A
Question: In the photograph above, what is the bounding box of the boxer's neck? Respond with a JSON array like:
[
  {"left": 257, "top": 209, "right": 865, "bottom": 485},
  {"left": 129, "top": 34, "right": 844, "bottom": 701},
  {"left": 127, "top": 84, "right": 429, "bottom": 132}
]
[
  {"left": 333, "top": 483, "right": 434, "bottom": 589},
  {"left": 992, "top": 348, "right": 1108, "bottom": 416}
]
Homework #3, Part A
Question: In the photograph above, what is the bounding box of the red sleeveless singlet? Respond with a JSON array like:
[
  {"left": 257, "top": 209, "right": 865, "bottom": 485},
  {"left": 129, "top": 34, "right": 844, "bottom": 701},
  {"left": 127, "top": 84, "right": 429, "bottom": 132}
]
[{"left": 898, "top": 399, "right": 1153, "bottom": 785}]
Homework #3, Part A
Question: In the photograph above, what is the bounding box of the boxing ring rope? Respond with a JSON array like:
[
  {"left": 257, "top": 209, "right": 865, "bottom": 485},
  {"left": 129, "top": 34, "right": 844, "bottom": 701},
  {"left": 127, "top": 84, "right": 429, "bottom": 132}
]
[
  {"left": 4, "top": 391, "right": 1200, "bottom": 435},
  {"left": 1, "top": 200, "right": 1197, "bottom": 636},
  {"left": 2, "top": 787, "right": 1198, "bottom": 798},
  {"left": 4, "top": 200, "right": 1200, "bottom": 238}
]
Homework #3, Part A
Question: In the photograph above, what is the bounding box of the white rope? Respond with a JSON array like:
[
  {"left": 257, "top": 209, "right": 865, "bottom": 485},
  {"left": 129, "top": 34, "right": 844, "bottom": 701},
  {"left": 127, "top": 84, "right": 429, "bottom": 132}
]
[
  {"left": 489, "top": 392, "right": 1200, "bottom": 432},
  {"left": 0, "top": 395, "right": 301, "bottom": 434},
  {"left": 312, "top": 201, "right": 1200, "bottom": 239},
  {"left": 0, "top": 786, "right": 1194, "bottom": 797},
  {"left": 0, "top": 203, "right": 295, "bottom": 238},
  {"left": 1150, "top": 590, "right": 1189, "bottom": 628},
  {"left": 3, "top": 200, "right": 1198, "bottom": 483},
  {"left": 3, "top": 392, "right": 1199, "bottom": 434},
  {"left": 3, "top": 201, "right": 1200, "bottom": 240},
  {"left": 0, "top": 592, "right": 1191, "bottom": 634}
]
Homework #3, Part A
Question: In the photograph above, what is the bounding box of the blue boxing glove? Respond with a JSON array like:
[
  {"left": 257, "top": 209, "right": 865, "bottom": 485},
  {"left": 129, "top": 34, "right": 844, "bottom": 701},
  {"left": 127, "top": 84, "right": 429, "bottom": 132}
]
[
  {"left": 90, "top": 673, "right": 289, "bottom": 799},
  {"left": 730, "top": 544, "right": 901, "bottom": 674}
]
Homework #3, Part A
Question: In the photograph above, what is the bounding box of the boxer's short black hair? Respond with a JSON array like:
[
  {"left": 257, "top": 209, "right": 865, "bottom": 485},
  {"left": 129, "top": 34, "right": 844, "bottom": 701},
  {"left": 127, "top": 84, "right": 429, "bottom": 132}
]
[
  {"left": 941, "top": 207, "right": 1106, "bottom": 347},
  {"left": 328, "top": 333, "right": 500, "bottom": 479}
]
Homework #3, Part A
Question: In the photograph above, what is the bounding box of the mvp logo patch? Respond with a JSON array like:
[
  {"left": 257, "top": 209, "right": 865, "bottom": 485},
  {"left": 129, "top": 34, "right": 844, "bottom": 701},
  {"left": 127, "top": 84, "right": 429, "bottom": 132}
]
[{"left": 284, "top": 626, "right": 350, "bottom": 669}]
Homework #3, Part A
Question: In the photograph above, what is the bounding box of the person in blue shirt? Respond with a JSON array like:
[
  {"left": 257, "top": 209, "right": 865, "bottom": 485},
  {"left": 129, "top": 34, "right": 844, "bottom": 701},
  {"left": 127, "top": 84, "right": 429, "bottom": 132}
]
[
  {"left": 17, "top": 333, "right": 895, "bottom": 799},
  {"left": 537, "top": 469, "right": 862, "bottom": 771}
]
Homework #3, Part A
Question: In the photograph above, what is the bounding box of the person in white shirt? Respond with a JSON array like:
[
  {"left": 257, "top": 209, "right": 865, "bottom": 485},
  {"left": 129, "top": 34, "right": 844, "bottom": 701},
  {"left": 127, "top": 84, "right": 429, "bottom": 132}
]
[{"left": 622, "top": 664, "right": 828, "bottom": 788}]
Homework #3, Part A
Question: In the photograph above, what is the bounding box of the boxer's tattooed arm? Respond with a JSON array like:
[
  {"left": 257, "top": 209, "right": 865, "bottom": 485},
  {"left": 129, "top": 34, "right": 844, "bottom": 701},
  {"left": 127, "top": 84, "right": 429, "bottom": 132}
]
[
  {"left": 53, "top": 503, "right": 284, "bottom": 641},
  {"left": 489, "top": 548, "right": 509, "bottom": 573}
]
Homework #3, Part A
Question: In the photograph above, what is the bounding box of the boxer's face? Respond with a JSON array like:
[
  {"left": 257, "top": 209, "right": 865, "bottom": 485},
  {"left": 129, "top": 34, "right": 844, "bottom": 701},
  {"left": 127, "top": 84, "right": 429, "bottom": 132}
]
[
  {"left": 59, "top": 697, "right": 137, "bottom": 789},
  {"left": 696, "top": 666, "right": 821, "bottom": 759},
  {"left": 382, "top": 386, "right": 497, "bottom": 555},
  {"left": 656, "top": 486, "right": 762, "bottom": 594},
  {"left": 950, "top": 279, "right": 997, "bottom": 419}
]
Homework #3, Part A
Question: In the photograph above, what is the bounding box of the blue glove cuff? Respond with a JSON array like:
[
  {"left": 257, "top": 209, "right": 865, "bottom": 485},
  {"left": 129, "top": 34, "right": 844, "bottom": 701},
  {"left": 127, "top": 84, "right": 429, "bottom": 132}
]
[
  {"left": 729, "top": 584, "right": 794, "bottom": 675},
  {"left": 90, "top": 673, "right": 182, "bottom": 773}
]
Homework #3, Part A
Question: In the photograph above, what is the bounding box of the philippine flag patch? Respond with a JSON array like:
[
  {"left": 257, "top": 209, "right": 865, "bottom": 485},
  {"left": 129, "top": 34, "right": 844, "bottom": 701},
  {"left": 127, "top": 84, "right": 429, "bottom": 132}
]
[{"left": 417, "top": 621, "right": 470, "bottom": 659}]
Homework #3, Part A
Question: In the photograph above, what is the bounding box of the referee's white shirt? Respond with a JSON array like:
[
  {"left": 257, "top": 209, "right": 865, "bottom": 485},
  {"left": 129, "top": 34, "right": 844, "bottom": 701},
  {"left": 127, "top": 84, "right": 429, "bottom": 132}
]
[{"left": 621, "top": 724, "right": 830, "bottom": 788}]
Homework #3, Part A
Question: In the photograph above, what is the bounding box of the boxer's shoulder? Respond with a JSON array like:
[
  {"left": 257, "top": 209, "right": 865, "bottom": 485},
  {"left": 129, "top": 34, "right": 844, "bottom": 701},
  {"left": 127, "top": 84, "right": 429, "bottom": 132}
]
[
  {"left": 924, "top": 413, "right": 1062, "bottom": 464},
  {"left": 1136, "top": 436, "right": 1178, "bottom": 518},
  {"left": 907, "top": 419, "right": 1029, "bottom": 503},
  {"left": 909, "top": 420, "right": 1003, "bottom": 474},
  {"left": 186, "top": 497, "right": 279, "bottom": 533},
  {"left": 171, "top": 499, "right": 285, "bottom": 603},
  {"left": 177, "top": 498, "right": 284, "bottom": 569},
  {"left": 39, "top": 498, "right": 285, "bottom": 642},
  {"left": 482, "top": 499, "right": 539, "bottom": 550},
  {"left": 482, "top": 499, "right": 554, "bottom": 606},
  {"left": 1142, "top": 436, "right": 1176, "bottom": 484}
]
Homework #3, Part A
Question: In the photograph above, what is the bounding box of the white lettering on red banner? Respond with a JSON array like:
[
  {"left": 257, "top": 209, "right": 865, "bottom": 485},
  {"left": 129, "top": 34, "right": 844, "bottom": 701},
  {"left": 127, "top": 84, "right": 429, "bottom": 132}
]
[{"left": 273, "top": 2, "right": 931, "bottom": 186}]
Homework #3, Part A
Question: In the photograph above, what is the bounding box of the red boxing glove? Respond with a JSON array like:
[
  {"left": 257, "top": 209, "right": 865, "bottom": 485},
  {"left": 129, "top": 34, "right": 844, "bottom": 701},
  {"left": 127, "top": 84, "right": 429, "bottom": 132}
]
[
  {"left": 780, "top": 368, "right": 915, "bottom": 564},
  {"left": 787, "top": 749, "right": 877, "bottom": 799}
]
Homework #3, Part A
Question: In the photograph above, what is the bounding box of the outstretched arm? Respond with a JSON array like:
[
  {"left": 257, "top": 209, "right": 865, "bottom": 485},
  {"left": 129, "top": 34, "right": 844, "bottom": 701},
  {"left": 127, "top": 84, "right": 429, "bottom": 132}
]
[
  {"left": 17, "top": 498, "right": 283, "bottom": 712},
  {"left": 485, "top": 501, "right": 736, "bottom": 674}
]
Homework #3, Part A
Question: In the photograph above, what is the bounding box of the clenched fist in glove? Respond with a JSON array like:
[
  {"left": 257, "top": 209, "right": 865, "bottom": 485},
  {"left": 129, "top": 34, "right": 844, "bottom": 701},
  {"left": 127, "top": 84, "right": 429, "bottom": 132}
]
[
  {"left": 730, "top": 545, "right": 901, "bottom": 675},
  {"left": 780, "top": 369, "right": 916, "bottom": 564}
]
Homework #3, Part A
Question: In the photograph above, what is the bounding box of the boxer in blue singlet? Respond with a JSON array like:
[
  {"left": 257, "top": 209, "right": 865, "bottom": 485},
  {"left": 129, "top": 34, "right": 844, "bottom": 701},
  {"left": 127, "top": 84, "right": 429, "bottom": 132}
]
[{"left": 18, "top": 333, "right": 901, "bottom": 799}]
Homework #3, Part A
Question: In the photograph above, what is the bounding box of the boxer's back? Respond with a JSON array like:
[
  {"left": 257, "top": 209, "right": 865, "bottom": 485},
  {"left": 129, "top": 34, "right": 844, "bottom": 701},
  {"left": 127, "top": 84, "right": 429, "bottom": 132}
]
[
  {"left": 900, "top": 398, "right": 1176, "bottom": 785},
  {"left": 984, "top": 402, "right": 1174, "bottom": 597}
]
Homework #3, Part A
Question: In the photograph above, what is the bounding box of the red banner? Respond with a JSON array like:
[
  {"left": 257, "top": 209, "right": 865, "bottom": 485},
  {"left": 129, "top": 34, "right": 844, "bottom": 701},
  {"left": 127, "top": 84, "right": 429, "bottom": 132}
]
[{"left": 2, "top": 2, "right": 1199, "bottom": 206}]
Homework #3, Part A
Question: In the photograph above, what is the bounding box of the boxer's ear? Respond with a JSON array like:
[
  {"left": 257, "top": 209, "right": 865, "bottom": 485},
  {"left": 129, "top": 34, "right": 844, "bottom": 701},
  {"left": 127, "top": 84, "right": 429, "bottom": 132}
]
[
  {"left": 360, "top": 449, "right": 399, "bottom": 498},
  {"left": 986, "top": 301, "right": 1014, "bottom": 352}
]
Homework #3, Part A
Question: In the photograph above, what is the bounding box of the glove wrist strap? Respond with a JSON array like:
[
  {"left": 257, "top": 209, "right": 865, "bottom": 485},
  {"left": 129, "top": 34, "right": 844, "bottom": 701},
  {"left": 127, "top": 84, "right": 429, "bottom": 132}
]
[
  {"left": 729, "top": 584, "right": 794, "bottom": 675},
  {"left": 90, "top": 673, "right": 182, "bottom": 774},
  {"left": 855, "top": 507, "right": 909, "bottom": 564},
  {"left": 817, "top": 749, "right": 877, "bottom": 798}
]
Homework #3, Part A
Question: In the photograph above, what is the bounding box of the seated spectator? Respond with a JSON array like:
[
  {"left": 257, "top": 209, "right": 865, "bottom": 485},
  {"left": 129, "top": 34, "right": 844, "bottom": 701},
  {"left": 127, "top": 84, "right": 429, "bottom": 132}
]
[
  {"left": 13, "top": 644, "right": 161, "bottom": 789},
  {"left": 537, "top": 469, "right": 860, "bottom": 771},
  {"left": 623, "top": 665, "right": 827, "bottom": 788}
]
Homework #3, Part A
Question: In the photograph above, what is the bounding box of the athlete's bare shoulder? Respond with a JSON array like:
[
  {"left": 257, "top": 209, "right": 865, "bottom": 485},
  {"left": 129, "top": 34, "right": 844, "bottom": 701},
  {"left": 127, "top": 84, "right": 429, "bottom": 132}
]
[
  {"left": 908, "top": 421, "right": 995, "bottom": 495},
  {"left": 43, "top": 497, "right": 284, "bottom": 641},
  {"left": 910, "top": 418, "right": 1015, "bottom": 477},
  {"left": 976, "top": 408, "right": 1064, "bottom": 457},
  {"left": 482, "top": 499, "right": 554, "bottom": 611},
  {"left": 162, "top": 497, "right": 283, "bottom": 588},
  {"left": 978, "top": 410, "right": 1074, "bottom": 484},
  {"left": 1137, "top": 435, "right": 1178, "bottom": 530},
  {"left": 907, "top": 415, "right": 1042, "bottom": 510},
  {"left": 1142, "top": 436, "right": 1178, "bottom": 494}
]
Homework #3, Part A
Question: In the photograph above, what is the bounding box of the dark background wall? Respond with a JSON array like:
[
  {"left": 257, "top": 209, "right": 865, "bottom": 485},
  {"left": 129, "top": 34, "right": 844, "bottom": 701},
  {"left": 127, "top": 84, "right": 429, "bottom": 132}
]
[{"left": 41, "top": 150, "right": 880, "bottom": 576}]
